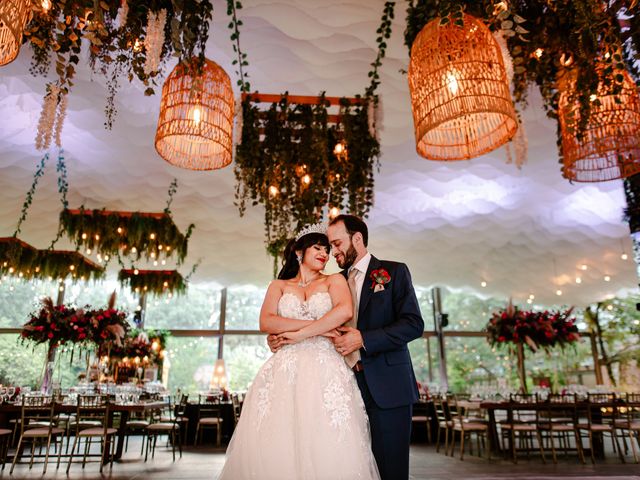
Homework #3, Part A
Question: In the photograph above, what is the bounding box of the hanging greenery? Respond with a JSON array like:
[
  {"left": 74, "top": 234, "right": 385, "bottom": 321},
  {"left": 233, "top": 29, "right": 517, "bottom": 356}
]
[
  {"left": 118, "top": 268, "right": 186, "bottom": 296},
  {"left": 404, "top": 0, "right": 640, "bottom": 165},
  {"left": 110, "top": 328, "right": 170, "bottom": 369},
  {"left": 365, "top": 1, "right": 395, "bottom": 100},
  {"left": 235, "top": 93, "right": 380, "bottom": 261},
  {"left": 0, "top": 238, "right": 104, "bottom": 281},
  {"left": 225, "top": 0, "right": 250, "bottom": 93},
  {"left": 60, "top": 207, "right": 194, "bottom": 264},
  {"left": 22, "top": 0, "right": 214, "bottom": 129},
  {"left": 14, "top": 153, "right": 49, "bottom": 237}
]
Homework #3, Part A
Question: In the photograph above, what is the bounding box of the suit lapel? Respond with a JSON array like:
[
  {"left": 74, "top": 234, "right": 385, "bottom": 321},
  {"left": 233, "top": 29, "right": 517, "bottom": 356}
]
[{"left": 358, "top": 255, "right": 381, "bottom": 321}]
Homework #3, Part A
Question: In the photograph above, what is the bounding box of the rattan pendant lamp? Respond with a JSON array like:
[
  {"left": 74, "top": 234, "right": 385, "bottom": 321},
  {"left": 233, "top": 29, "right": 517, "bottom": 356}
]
[
  {"left": 0, "top": 0, "right": 31, "bottom": 66},
  {"left": 408, "top": 14, "right": 517, "bottom": 161},
  {"left": 558, "top": 65, "right": 640, "bottom": 182},
  {"left": 155, "top": 58, "right": 235, "bottom": 170}
]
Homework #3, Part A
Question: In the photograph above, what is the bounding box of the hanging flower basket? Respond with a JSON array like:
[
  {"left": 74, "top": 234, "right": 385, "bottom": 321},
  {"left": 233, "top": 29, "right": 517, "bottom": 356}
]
[
  {"left": 60, "top": 208, "right": 193, "bottom": 264},
  {"left": 118, "top": 269, "right": 186, "bottom": 296}
]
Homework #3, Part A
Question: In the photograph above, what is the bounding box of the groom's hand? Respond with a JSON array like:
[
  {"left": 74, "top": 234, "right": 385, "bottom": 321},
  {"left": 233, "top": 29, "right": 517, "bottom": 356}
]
[
  {"left": 267, "top": 334, "right": 284, "bottom": 353},
  {"left": 333, "top": 326, "right": 364, "bottom": 356}
]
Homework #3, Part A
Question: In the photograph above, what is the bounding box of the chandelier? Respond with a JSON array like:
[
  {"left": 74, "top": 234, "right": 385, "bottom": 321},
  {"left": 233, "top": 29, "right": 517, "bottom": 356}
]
[
  {"left": 558, "top": 65, "right": 640, "bottom": 182},
  {"left": 408, "top": 14, "right": 517, "bottom": 161},
  {"left": 155, "top": 58, "right": 235, "bottom": 170}
]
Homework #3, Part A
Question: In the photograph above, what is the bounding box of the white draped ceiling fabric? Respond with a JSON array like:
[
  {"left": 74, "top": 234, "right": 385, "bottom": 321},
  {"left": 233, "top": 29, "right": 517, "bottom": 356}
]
[{"left": 0, "top": 0, "right": 635, "bottom": 307}]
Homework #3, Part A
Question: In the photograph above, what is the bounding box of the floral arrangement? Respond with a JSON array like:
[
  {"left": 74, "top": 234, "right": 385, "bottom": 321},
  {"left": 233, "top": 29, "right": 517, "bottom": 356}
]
[
  {"left": 20, "top": 294, "right": 130, "bottom": 351},
  {"left": 20, "top": 298, "right": 86, "bottom": 347},
  {"left": 110, "top": 329, "right": 169, "bottom": 367},
  {"left": 485, "top": 300, "right": 579, "bottom": 352}
]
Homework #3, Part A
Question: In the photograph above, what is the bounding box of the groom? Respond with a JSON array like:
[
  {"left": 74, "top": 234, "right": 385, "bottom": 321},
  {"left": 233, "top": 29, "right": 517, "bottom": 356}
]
[{"left": 326, "top": 214, "right": 424, "bottom": 480}]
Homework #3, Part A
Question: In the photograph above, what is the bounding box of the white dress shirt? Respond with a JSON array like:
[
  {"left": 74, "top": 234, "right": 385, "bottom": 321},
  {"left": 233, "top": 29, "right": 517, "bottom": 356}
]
[{"left": 348, "top": 252, "right": 371, "bottom": 312}]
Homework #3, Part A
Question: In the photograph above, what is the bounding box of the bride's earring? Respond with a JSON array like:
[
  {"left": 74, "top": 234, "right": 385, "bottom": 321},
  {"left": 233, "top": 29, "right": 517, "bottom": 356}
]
[{"left": 296, "top": 254, "right": 302, "bottom": 264}]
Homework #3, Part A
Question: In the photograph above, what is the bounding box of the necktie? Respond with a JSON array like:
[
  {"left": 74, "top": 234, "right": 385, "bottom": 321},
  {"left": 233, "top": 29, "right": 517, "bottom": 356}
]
[{"left": 345, "top": 268, "right": 361, "bottom": 367}]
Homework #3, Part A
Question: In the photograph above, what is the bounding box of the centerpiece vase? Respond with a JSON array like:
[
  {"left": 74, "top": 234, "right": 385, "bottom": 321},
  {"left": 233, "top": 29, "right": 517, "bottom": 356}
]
[
  {"left": 516, "top": 342, "right": 528, "bottom": 394},
  {"left": 40, "top": 343, "right": 57, "bottom": 394}
]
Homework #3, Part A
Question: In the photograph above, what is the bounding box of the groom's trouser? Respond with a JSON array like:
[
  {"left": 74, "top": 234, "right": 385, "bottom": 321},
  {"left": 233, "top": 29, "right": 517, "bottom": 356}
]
[{"left": 355, "top": 371, "right": 412, "bottom": 480}]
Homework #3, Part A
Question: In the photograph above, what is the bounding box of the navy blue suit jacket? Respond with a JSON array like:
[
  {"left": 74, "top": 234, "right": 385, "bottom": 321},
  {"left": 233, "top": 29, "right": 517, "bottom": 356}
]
[{"left": 345, "top": 255, "right": 424, "bottom": 409}]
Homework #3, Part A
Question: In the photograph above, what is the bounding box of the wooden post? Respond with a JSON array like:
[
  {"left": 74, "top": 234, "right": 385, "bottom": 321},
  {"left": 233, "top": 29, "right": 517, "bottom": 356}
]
[
  {"left": 590, "top": 332, "right": 604, "bottom": 385},
  {"left": 218, "top": 288, "right": 227, "bottom": 359},
  {"left": 431, "top": 287, "right": 448, "bottom": 391}
]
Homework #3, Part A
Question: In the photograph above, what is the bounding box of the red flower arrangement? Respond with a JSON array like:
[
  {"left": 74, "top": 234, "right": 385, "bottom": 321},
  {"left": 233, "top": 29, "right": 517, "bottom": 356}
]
[
  {"left": 109, "top": 329, "right": 169, "bottom": 367},
  {"left": 485, "top": 300, "right": 579, "bottom": 352},
  {"left": 21, "top": 293, "right": 130, "bottom": 350}
]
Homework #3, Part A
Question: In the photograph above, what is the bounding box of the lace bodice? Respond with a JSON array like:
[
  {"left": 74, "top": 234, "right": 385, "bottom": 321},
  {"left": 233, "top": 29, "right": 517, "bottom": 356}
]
[{"left": 278, "top": 291, "right": 333, "bottom": 320}]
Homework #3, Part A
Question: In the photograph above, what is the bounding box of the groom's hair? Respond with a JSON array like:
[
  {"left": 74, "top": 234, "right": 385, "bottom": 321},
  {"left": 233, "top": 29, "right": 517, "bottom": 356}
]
[{"left": 330, "top": 214, "right": 368, "bottom": 247}]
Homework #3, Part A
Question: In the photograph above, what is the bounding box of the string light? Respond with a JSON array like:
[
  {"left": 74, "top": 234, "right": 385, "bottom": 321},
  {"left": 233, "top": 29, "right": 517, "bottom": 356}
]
[
  {"left": 268, "top": 185, "right": 279, "bottom": 197},
  {"left": 604, "top": 275, "right": 611, "bottom": 282},
  {"left": 580, "top": 264, "right": 588, "bottom": 271},
  {"left": 302, "top": 174, "right": 311, "bottom": 185},
  {"left": 556, "top": 289, "right": 562, "bottom": 296},
  {"left": 81, "top": 233, "right": 87, "bottom": 240},
  {"left": 480, "top": 281, "right": 487, "bottom": 288},
  {"left": 575, "top": 277, "right": 582, "bottom": 284}
]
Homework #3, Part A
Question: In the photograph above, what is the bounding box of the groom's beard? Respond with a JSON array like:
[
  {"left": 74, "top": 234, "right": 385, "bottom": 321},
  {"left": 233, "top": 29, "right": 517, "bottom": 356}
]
[{"left": 339, "top": 243, "right": 359, "bottom": 270}]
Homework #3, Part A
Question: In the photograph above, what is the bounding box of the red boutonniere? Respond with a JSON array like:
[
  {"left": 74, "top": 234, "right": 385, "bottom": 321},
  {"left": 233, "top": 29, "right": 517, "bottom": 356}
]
[{"left": 370, "top": 268, "right": 391, "bottom": 292}]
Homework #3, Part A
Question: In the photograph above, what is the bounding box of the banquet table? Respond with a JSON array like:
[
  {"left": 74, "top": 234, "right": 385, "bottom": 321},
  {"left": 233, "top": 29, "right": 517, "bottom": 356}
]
[
  {"left": 0, "top": 400, "right": 167, "bottom": 462},
  {"left": 477, "top": 400, "right": 612, "bottom": 458}
]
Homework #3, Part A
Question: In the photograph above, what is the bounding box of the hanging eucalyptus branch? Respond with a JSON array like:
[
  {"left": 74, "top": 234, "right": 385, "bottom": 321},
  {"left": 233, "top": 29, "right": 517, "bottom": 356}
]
[
  {"left": 365, "top": 2, "right": 396, "bottom": 99},
  {"left": 14, "top": 153, "right": 49, "bottom": 237},
  {"left": 226, "top": 0, "right": 251, "bottom": 92},
  {"left": 118, "top": 269, "right": 187, "bottom": 296},
  {"left": 184, "top": 258, "right": 202, "bottom": 283}
]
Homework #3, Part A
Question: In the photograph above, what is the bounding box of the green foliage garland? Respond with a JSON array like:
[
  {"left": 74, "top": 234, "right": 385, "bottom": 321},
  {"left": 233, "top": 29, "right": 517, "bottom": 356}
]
[
  {"left": 226, "top": 0, "right": 251, "bottom": 92},
  {"left": 365, "top": 2, "right": 396, "bottom": 99},
  {"left": 23, "top": 0, "right": 214, "bottom": 128},
  {"left": 118, "top": 269, "right": 186, "bottom": 296},
  {"left": 60, "top": 208, "right": 194, "bottom": 264},
  {"left": 234, "top": 94, "right": 380, "bottom": 261},
  {"left": 404, "top": 0, "right": 640, "bottom": 163},
  {"left": 14, "top": 153, "right": 49, "bottom": 237},
  {"left": 0, "top": 238, "right": 105, "bottom": 281}
]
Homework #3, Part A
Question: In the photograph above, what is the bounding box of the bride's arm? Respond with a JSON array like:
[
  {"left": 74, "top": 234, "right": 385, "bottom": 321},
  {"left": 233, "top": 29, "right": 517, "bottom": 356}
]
[
  {"left": 259, "top": 281, "right": 312, "bottom": 334},
  {"left": 278, "top": 274, "right": 352, "bottom": 342}
]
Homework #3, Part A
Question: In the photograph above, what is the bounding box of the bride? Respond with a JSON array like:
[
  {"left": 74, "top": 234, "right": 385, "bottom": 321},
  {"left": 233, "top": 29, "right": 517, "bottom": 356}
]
[{"left": 218, "top": 224, "right": 379, "bottom": 480}]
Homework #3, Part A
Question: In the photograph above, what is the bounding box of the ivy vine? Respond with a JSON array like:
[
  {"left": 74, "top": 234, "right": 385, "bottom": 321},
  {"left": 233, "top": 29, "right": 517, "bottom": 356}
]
[
  {"left": 56, "top": 149, "right": 69, "bottom": 210},
  {"left": 13, "top": 153, "right": 49, "bottom": 237},
  {"left": 118, "top": 269, "right": 186, "bottom": 296},
  {"left": 365, "top": 2, "right": 396, "bottom": 99},
  {"left": 226, "top": 0, "right": 251, "bottom": 92},
  {"left": 235, "top": 94, "right": 380, "bottom": 264}
]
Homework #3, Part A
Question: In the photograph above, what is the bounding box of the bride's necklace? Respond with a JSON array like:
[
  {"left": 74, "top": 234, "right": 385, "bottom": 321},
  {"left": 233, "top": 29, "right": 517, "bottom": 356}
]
[{"left": 297, "top": 273, "right": 320, "bottom": 288}]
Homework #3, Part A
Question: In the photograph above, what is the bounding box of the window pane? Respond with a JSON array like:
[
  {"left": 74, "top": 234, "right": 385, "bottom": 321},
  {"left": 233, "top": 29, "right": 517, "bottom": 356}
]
[
  {"left": 223, "top": 335, "right": 270, "bottom": 391},
  {"left": 445, "top": 336, "right": 510, "bottom": 393},
  {"left": 66, "top": 280, "right": 139, "bottom": 312},
  {"left": 226, "top": 286, "right": 266, "bottom": 331},
  {"left": 165, "top": 336, "right": 219, "bottom": 394},
  {"left": 0, "top": 279, "right": 59, "bottom": 327},
  {"left": 415, "top": 287, "right": 433, "bottom": 331},
  {"left": 145, "top": 283, "right": 222, "bottom": 329}
]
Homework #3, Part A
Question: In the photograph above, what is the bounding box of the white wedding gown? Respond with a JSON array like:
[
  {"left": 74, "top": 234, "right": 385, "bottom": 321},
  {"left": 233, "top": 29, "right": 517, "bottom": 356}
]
[{"left": 218, "top": 292, "right": 380, "bottom": 480}]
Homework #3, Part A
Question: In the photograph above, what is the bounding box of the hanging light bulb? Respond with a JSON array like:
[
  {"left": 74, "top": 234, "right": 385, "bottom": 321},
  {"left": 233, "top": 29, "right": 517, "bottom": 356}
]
[
  {"left": 446, "top": 71, "right": 459, "bottom": 95},
  {"left": 133, "top": 269, "right": 139, "bottom": 275},
  {"left": 621, "top": 253, "right": 628, "bottom": 260},
  {"left": 575, "top": 277, "right": 582, "bottom": 284},
  {"left": 604, "top": 275, "right": 611, "bottom": 282},
  {"left": 268, "top": 185, "right": 279, "bottom": 198},
  {"left": 302, "top": 174, "right": 311, "bottom": 185},
  {"left": 329, "top": 206, "right": 340, "bottom": 219},
  {"left": 556, "top": 289, "right": 563, "bottom": 296},
  {"left": 480, "top": 281, "right": 487, "bottom": 288},
  {"left": 580, "top": 264, "right": 588, "bottom": 271},
  {"left": 193, "top": 105, "right": 202, "bottom": 125}
]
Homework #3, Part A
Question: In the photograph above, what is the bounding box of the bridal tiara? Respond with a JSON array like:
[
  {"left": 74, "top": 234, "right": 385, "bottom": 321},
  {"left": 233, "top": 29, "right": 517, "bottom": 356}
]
[{"left": 295, "top": 223, "right": 327, "bottom": 242}]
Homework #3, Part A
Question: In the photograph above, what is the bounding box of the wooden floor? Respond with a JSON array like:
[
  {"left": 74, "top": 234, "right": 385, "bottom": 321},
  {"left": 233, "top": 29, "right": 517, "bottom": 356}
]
[{"left": 4, "top": 439, "right": 640, "bottom": 479}]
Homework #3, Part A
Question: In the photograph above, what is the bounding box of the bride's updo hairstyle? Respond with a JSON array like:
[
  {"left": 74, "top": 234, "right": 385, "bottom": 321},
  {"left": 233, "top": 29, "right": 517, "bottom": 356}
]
[{"left": 277, "top": 226, "right": 330, "bottom": 281}]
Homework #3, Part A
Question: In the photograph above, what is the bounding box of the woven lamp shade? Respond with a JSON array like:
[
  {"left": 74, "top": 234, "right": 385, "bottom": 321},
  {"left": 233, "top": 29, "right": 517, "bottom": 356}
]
[
  {"left": 0, "top": 0, "right": 31, "bottom": 66},
  {"left": 408, "top": 14, "right": 517, "bottom": 161},
  {"left": 558, "top": 66, "right": 640, "bottom": 182},
  {"left": 155, "top": 58, "right": 234, "bottom": 170}
]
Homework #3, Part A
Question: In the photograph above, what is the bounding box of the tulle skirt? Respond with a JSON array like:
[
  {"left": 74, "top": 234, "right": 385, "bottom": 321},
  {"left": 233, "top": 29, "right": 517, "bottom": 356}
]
[{"left": 218, "top": 336, "right": 380, "bottom": 480}]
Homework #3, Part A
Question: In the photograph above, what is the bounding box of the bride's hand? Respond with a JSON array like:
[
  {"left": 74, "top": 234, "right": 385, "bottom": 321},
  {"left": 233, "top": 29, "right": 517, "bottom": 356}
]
[
  {"left": 321, "top": 329, "right": 341, "bottom": 339},
  {"left": 277, "top": 330, "right": 305, "bottom": 345}
]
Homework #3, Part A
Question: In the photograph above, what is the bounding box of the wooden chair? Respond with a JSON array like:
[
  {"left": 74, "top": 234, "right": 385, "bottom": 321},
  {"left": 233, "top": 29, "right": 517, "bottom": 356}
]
[
  {"left": 411, "top": 393, "right": 432, "bottom": 443},
  {"left": 433, "top": 396, "right": 454, "bottom": 455},
  {"left": 195, "top": 394, "right": 223, "bottom": 446},
  {"left": 501, "top": 393, "right": 546, "bottom": 464},
  {"left": 449, "top": 395, "right": 489, "bottom": 460},
  {"left": 615, "top": 393, "right": 640, "bottom": 463},
  {"left": 161, "top": 393, "right": 189, "bottom": 445},
  {"left": 144, "top": 397, "right": 183, "bottom": 462},
  {"left": 10, "top": 395, "right": 64, "bottom": 475},
  {"left": 541, "top": 393, "right": 585, "bottom": 464},
  {"left": 66, "top": 395, "right": 117, "bottom": 474},
  {"left": 576, "top": 392, "right": 624, "bottom": 464}
]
